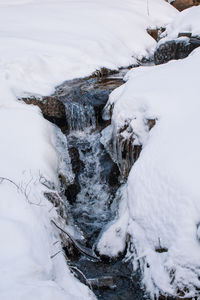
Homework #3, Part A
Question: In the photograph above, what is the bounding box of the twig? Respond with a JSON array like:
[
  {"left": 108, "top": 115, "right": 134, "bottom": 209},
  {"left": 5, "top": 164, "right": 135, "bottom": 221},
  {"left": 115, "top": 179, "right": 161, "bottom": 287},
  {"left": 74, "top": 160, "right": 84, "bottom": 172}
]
[
  {"left": 0, "top": 177, "right": 21, "bottom": 190},
  {"left": 69, "top": 266, "right": 93, "bottom": 291},
  {"left": 51, "top": 220, "right": 100, "bottom": 261},
  {"left": 51, "top": 250, "right": 62, "bottom": 259},
  {"left": 0, "top": 176, "right": 43, "bottom": 206},
  {"left": 147, "top": 0, "right": 150, "bottom": 16}
]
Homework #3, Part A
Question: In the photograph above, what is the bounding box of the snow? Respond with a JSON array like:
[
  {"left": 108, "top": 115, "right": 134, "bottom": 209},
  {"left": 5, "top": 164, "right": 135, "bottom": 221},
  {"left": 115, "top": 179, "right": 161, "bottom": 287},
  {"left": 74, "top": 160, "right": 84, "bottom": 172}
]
[
  {"left": 158, "top": 5, "right": 200, "bottom": 45},
  {"left": 101, "top": 41, "right": 200, "bottom": 297},
  {"left": 0, "top": 0, "right": 178, "bottom": 299},
  {"left": 96, "top": 186, "right": 129, "bottom": 258},
  {"left": 0, "top": 0, "right": 177, "bottom": 97}
]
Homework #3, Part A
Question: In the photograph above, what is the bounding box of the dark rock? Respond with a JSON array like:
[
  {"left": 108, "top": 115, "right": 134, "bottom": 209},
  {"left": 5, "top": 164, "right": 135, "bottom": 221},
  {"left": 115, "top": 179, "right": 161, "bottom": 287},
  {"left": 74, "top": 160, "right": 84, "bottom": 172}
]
[
  {"left": 178, "top": 32, "right": 192, "bottom": 38},
  {"left": 154, "top": 36, "right": 200, "bottom": 65},
  {"left": 155, "top": 247, "right": 168, "bottom": 253},
  {"left": 65, "top": 146, "right": 84, "bottom": 204},
  {"left": 65, "top": 182, "right": 81, "bottom": 205},
  {"left": 99, "top": 152, "right": 120, "bottom": 188},
  {"left": 87, "top": 276, "right": 116, "bottom": 289},
  {"left": 68, "top": 147, "right": 84, "bottom": 176},
  {"left": 108, "top": 163, "right": 120, "bottom": 187}
]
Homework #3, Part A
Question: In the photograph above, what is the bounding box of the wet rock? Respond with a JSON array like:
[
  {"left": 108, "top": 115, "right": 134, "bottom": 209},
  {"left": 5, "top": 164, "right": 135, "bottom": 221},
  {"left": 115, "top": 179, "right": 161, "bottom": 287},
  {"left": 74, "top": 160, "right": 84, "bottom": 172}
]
[
  {"left": 65, "top": 182, "right": 81, "bottom": 205},
  {"left": 68, "top": 147, "right": 84, "bottom": 176},
  {"left": 108, "top": 163, "right": 120, "bottom": 187},
  {"left": 113, "top": 132, "right": 142, "bottom": 179},
  {"left": 52, "top": 71, "right": 124, "bottom": 132},
  {"left": 154, "top": 36, "right": 200, "bottom": 65},
  {"left": 87, "top": 276, "right": 116, "bottom": 289},
  {"left": 71, "top": 258, "right": 145, "bottom": 299},
  {"left": 63, "top": 240, "right": 80, "bottom": 260},
  {"left": 65, "top": 146, "right": 84, "bottom": 204},
  {"left": 22, "top": 96, "right": 67, "bottom": 129},
  {"left": 103, "top": 118, "right": 156, "bottom": 179},
  {"left": 99, "top": 152, "right": 120, "bottom": 188},
  {"left": 91, "top": 67, "right": 118, "bottom": 78}
]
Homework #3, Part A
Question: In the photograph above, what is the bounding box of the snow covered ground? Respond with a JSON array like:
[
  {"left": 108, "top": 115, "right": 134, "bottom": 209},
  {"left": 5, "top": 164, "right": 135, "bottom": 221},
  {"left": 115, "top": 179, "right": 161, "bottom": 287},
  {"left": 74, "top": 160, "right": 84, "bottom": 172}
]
[
  {"left": 99, "top": 8, "right": 200, "bottom": 297},
  {"left": 158, "top": 5, "right": 200, "bottom": 45},
  {"left": 0, "top": 0, "right": 178, "bottom": 299},
  {"left": 0, "top": 0, "right": 177, "bottom": 97}
]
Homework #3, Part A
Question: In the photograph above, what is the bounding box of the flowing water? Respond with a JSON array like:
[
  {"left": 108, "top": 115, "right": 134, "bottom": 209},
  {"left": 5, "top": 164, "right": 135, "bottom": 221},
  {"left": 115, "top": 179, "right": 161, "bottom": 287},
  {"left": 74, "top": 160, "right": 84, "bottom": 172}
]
[{"left": 53, "top": 69, "right": 147, "bottom": 299}]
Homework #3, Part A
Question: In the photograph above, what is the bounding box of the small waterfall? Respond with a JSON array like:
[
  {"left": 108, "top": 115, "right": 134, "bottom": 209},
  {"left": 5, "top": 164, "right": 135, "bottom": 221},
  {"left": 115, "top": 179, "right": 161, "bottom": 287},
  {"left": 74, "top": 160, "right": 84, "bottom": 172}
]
[
  {"left": 67, "top": 130, "right": 119, "bottom": 246},
  {"left": 65, "top": 100, "right": 96, "bottom": 131},
  {"left": 53, "top": 70, "right": 146, "bottom": 299}
]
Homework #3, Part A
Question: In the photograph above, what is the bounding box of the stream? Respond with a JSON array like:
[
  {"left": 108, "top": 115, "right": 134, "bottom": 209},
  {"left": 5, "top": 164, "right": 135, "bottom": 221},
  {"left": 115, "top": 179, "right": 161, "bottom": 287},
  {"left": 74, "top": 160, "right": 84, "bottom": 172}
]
[{"left": 53, "top": 69, "right": 147, "bottom": 299}]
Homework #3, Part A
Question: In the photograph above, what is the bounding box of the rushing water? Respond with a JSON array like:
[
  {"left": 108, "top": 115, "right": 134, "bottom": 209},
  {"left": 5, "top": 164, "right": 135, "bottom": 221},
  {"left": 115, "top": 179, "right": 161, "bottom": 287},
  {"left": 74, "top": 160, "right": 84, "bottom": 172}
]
[{"left": 53, "top": 70, "right": 147, "bottom": 299}]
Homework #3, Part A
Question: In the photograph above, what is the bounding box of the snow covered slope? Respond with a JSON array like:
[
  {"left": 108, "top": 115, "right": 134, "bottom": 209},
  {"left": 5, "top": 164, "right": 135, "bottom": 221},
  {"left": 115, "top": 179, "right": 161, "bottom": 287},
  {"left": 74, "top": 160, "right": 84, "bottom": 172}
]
[
  {"left": 101, "top": 38, "right": 200, "bottom": 299},
  {"left": 0, "top": 0, "right": 177, "bottom": 97},
  {"left": 161, "top": 5, "right": 200, "bottom": 42},
  {"left": 0, "top": 0, "right": 177, "bottom": 299}
]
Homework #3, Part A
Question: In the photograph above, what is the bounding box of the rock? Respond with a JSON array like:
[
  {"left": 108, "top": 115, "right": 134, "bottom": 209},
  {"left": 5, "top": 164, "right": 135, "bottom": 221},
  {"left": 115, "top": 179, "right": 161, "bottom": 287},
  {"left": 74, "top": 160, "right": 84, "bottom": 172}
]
[
  {"left": 22, "top": 96, "right": 67, "bottom": 129},
  {"left": 65, "top": 182, "right": 81, "bottom": 204},
  {"left": 64, "top": 146, "right": 84, "bottom": 204},
  {"left": 154, "top": 36, "right": 200, "bottom": 65},
  {"left": 147, "top": 28, "right": 165, "bottom": 42},
  {"left": 68, "top": 147, "right": 84, "bottom": 176},
  {"left": 99, "top": 152, "right": 120, "bottom": 188},
  {"left": 87, "top": 276, "right": 116, "bottom": 289},
  {"left": 108, "top": 163, "right": 120, "bottom": 187},
  {"left": 171, "top": 0, "right": 199, "bottom": 11},
  {"left": 148, "top": 119, "right": 156, "bottom": 130},
  {"left": 44, "top": 192, "right": 66, "bottom": 220},
  {"left": 91, "top": 67, "right": 118, "bottom": 78}
]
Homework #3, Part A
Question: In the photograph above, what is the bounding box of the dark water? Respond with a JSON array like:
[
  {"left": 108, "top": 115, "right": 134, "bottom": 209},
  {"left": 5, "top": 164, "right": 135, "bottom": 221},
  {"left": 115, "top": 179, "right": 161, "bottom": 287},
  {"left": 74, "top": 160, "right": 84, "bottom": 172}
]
[{"left": 54, "top": 70, "right": 147, "bottom": 299}]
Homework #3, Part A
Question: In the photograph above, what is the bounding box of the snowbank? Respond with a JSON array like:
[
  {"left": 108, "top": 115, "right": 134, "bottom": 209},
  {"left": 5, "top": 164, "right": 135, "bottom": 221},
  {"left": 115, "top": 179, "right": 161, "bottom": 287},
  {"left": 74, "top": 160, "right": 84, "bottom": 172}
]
[
  {"left": 0, "top": 98, "right": 95, "bottom": 300},
  {"left": 0, "top": 0, "right": 177, "bottom": 97},
  {"left": 159, "top": 5, "right": 200, "bottom": 44},
  {"left": 0, "top": 0, "right": 177, "bottom": 299},
  {"left": 101, "top": 45, "right": 200, "bottom": 298}
]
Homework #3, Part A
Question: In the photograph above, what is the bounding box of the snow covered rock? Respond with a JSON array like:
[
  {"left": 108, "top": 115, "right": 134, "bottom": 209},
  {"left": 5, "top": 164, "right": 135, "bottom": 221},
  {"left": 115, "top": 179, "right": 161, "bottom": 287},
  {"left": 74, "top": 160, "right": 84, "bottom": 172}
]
[{"left": 154, "top": 6, "right": 200, "bottom": 64}]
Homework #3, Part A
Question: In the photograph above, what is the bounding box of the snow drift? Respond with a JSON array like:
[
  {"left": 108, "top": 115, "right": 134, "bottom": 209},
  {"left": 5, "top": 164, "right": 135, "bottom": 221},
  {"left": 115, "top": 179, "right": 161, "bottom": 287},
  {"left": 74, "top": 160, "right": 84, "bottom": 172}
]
[{"left": 100, "top": 18, "right": 200, "bottom": 298}]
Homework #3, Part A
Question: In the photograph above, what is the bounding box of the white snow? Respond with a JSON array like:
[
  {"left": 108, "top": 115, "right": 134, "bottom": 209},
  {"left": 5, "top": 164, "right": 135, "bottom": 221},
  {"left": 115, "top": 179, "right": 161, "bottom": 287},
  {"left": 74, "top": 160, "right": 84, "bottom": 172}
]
[
  {"left": 101, "top": 36, "right": 200, "bottom": 297},
  {"left": 0, "top": 0, "right": 178, "bottom": 299},
  {"left": 158, "top": 5, "right": 200, "bottom": 45},
  {"left": 0, "top": 0, "right": 177, "bottom": 97}
]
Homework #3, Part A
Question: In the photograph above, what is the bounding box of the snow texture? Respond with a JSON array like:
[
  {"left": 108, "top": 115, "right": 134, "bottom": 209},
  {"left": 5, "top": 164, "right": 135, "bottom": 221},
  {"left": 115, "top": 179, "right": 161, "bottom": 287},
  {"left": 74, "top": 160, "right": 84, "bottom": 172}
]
[
  {"left": 100, "top": 17, "right": 200, "bottom": 297},
  {"left": 158, "top": 5, "right": 200, "bottom": 45},
  {"left": 0, "top": 0, "right": 177, "bottom": 299}
]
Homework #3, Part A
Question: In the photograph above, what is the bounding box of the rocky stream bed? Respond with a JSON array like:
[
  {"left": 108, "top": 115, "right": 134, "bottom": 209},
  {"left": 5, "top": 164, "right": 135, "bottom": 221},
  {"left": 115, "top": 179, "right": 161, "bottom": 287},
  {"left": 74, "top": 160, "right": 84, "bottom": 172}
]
[{"left": 52, "top": 70, "right": 147, "bottom": 300}]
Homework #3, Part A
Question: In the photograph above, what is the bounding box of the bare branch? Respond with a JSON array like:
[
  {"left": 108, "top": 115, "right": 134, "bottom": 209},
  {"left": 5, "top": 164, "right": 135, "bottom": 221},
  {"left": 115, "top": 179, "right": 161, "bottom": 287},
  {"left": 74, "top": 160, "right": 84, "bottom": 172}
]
[
  {"left": 69, "top": 265, "right": 93, "bottom": 291},
  {"left": 51, "top": 220, "right": 100, "bottom": 261},
  {"left": 50, "top": 250, "right": 62, "bottom": 259}
]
